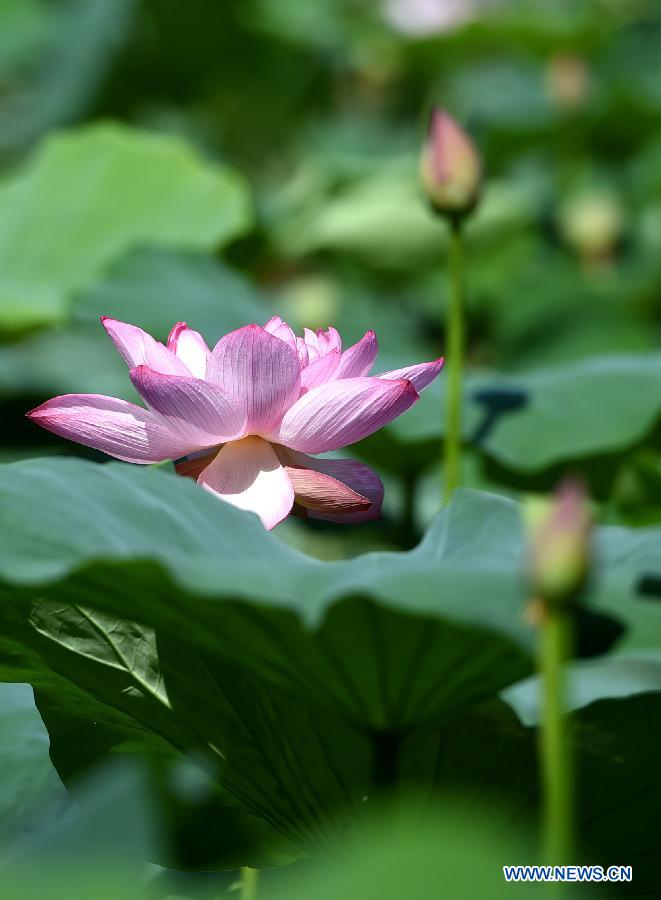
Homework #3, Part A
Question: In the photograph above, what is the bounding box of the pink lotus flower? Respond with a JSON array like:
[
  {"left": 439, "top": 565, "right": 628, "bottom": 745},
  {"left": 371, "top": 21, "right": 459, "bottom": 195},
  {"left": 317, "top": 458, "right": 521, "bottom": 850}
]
[{"left": 28, "top": 317, "right": 443, "bottom": 529}]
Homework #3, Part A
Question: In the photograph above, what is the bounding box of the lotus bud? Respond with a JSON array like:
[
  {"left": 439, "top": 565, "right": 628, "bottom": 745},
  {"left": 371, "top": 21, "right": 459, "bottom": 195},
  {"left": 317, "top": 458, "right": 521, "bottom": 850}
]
[
  {"left": 419, "top": 108, "right": 482, "bottom": 221},
  {"left": 525, "top": 480, "right": 591, "bottom": 606},
  {"left": 558, "top": 190, "right": 624, "bottom": 268}
]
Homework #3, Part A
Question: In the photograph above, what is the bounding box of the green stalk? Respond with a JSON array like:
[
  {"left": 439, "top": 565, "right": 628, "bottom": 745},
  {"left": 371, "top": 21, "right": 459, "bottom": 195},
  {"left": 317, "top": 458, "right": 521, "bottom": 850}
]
[
  {"left": 240, "top": 867, "right": 258, "bottom": 900},
  {"left": 443, "top": 218, "right": 465, "bottom": 503},
  {"left": 539, "top": 606, "right": 574, "bottom": 866}
]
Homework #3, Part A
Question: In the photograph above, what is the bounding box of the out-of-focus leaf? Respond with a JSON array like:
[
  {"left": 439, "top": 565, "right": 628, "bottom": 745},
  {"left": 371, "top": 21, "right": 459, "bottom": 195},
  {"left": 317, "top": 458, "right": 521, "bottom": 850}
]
[
  {"left": 13, "top": 759, "right": 157, "bottom": 863},
  {"left": 385, "top": 353, "right": 661, "bottom": 472},
  {"left": 631, "top": 136, "right": 661, "bottom": 200},
  {"left": 607, "top": 23, "right": 661, "bottom": 114},
  {"left": 266, "top": 797, "right": 534, "bottom": 900},
  {"left": 0, "top": 0, "right": 137, "bottom": 154},
  {"left": 0, "top": 326, "right": 129, "bottom": 400},
  {"left": 605, "top": 448, "right": 661, "bottom": 526},
  {"left": 0, "top": 869, "right": 150, "bottom": 900},
  {"left": 0, "top": 123, "right": 252, "bottom": 331},
  {"left": 0, "top": 597, "right": 294, "bottom": 869},
  {"left": 268, "top": 693, "right": 661, "bottom": 898},
  {"left": 0, "top": 0, "right": 52, "bottom": 78},
  {"left": 0, "top": 682, "right": 68, "bottom": 853},
  {"left": 75, "top": 249, "right": 275, "bottom": 343},
  {"left": 1, "top": 759, "right": 159, "bottom": 900},
  {"left": 245, "top": 0, "right": 380, "bottom": 51},
  {"left": 586, "top": 522, "right": 661, "bottom": 653},
  {"left": 268, "top": 155, "right": 543, "bottom": 269},
  {"left": 417, "top": 694, "right": 661, "bottom": 896},
  {"left": 34, "top": 688, "right": 297, "bottom": 870},
  {"left": 447, "top": 59, "right": 554, "bottom": 131},
  {"left": 503, "top": 653, "right": 661, "bottom": 726},
  {"left": 0, "top": 251, "right": 278, "bottom": 403},
  {"left": 0, "top": 260, "right": 434, "bottom": 416}
]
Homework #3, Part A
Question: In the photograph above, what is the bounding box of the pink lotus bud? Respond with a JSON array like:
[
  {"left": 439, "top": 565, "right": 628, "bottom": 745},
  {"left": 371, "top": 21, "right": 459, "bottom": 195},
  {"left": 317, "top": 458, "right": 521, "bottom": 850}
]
[
  {"left": 525, "top": 480, "right": 591, "bottom": 605},
  {"left": 419, "top": 108, "right": 482, "bottom": 220}
]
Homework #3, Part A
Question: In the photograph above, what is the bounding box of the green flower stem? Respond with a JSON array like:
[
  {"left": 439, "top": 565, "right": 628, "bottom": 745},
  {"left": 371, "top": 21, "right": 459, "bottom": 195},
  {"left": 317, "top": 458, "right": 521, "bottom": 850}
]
[
  {"left": 240, "top": 867, "right": 258, "bottom": 900},
  {"left": 539, "top": 605, "right": 574, "bottom": 866},
  {"left": 443, "top": 218, "right": 465, "bottom": 503}
]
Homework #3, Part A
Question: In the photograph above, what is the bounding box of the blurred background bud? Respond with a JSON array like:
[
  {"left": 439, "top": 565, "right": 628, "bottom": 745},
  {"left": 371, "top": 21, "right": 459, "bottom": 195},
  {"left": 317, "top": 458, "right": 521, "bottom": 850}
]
[
  {"left": 525, "top": 480, "right": 592, "bottom": 605},
  {"left": 280, "top": 275, "right": 340, "bottom": 331},
  {"left": 383, "top": 0, "right": 476, "bottom": 37},
  {"left": 419, "top": 108, "right": 482, "bottom": 220},
  {"left": 557, "top": 189, "right": 624, "bottom": 269},
  {"left": 546, "top": 53, "right": 591, "bottom": 112}
]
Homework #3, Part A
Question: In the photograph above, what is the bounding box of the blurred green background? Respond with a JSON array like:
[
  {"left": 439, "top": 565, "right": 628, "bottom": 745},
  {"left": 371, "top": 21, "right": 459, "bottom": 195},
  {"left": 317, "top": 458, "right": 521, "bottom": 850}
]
[{"left": 2, "top": 0, "right": 661, "bottom": 555}]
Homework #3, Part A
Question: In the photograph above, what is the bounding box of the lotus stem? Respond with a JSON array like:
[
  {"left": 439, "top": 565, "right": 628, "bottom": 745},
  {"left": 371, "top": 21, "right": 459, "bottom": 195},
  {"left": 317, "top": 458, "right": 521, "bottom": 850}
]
[
  {"left": 539, "top": 604, "right": 574, "bottom": 866},
  {"left": 443, "top": 218, "right": 465, "bottom": 503},
  {"left": 240, "top": 867, "right": 258, "bottom": 900}
]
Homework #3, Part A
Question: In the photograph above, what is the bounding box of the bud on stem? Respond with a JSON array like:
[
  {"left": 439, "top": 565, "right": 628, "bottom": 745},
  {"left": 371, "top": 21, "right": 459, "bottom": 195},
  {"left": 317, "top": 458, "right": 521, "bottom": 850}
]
[
  {"left": 525, "top": 479, "right": 591, "bottom": 608},
  {"left": 419, "top": 108, "right": 482, "bottom": 222},
  {"left": 525, "top": 479, "right": 591, "bottom": 869}
]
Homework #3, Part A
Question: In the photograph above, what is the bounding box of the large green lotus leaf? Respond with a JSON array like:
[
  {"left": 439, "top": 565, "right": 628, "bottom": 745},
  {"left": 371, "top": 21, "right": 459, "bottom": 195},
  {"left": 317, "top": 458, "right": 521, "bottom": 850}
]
[
  {"left": 0, "top": 459, "right": 658, "bottom": 866},
  {"left": 0, "top": 598, "right": 296, "bottom": 869},
  {"left": 8, "top": 606, "right": 656, "bottom": 872},
  {"left": 567, "top": 694, "right": 661, "bottom": 890},
  {"left": 0, "top": 459, "right": 534, "bottom": 858},
  {"left": 155, "top": 638, "right": 374, "bottom": 852},
  {"left": 0, "top": 458, "right": 653, "bottom": 729},
  {"left": 0, "top": 458, "right": 534, "bottom": 730},
  {"left": 405, "top": 695, "right": 661, "bottom": 897},
  {"left": 0, "top": 459, "right": 659, "bottom": 862},
  {"left": 0, "top": 590, "right": 505, "bottom": 858},
  {"left": 0, "top": 682, "right": 69, "bottom": 853},
  {"left": 381, "top": 353, "right": 661, "bottom": 473},
  {"left": 0, "top": 123, "right": 252, "bottom": 331},
  {"left": 1, "top": 459, "right": 657, "bottom": 724},
  {"left": 0, "top": 590, "right": 368, "bottom": 857}
]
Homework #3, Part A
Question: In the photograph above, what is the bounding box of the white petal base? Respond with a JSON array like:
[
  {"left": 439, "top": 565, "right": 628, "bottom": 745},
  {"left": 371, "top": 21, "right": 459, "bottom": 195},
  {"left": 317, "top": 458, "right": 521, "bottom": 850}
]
[{"left": 198, "top": 436, "right": 294, "bottom": 530}]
